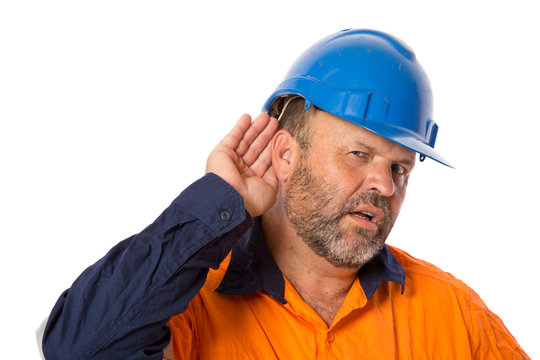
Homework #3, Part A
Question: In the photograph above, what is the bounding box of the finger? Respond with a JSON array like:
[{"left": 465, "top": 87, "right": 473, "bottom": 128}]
[
  {"left": 241, "top": 116, "right": 278, "bottom": 166},
  {"left": 235, "top": 113, "right": 271, "bottom": 157},
  {"left": 219, "top": 113, "right": 253, "bottom": 150},
  {"left": 262, "top": 165, "right": 278, "bottom": 188},
  {"left": 248, "top": 140, "right": 273, "bottom": 178}
]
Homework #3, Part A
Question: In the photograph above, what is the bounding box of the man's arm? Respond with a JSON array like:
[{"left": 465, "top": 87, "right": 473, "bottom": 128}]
[
  {"left": 42, "top": 114, "right": 278, "bottom": 360},
  {"left": 43, "top": 173, "right": 252, "bottom": 359}
]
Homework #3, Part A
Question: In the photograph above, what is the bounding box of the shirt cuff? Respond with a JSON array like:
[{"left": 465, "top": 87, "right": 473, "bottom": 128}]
[{"left": 173, "top": 173, "right": 250, "bottom": 238}]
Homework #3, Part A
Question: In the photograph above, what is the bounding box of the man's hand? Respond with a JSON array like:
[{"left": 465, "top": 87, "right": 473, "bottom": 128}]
[{"left": 206, "top": 113, "right": 279, "bottom": 217}]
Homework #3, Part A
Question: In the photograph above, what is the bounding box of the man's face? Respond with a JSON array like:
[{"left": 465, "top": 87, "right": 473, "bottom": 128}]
[{"left": 284, "top": 111, "right": 415, "bottom": 269}]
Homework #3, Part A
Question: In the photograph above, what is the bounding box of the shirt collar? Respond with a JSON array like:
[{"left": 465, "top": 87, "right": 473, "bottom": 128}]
[{"left": 215, "top": 218, "right": 405, "bottom": 303}]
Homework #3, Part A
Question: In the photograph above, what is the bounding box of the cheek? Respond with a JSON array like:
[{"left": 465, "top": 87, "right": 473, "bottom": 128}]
[
  {"left": 309, "top": 153, "right": 348, "bottom": 184},
  {"left": 325, "top": 164, "right": 361, "bottom": 195},
  {"left": 389, "top": 183, "right": 408, "bottom": 214}
]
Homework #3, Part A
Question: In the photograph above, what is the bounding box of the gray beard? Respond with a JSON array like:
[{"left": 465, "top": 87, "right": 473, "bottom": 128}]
[{"left": 284, "top": 161, "right": 396, "bottom": 269}]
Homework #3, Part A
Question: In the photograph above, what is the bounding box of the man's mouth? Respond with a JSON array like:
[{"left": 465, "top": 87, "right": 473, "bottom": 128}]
[
  {"left": 351, "top": 211, "right": 374, "bottom": 221},
  {"left": 346, "top": 204, "right": 385, "bottom": 232},
  {"left": 351, "top": 205, "right": 384, "bottom": 223}
]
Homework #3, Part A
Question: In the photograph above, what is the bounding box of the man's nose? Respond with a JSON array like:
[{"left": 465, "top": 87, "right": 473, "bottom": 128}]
[{"left": 361, "top": 162, "right": 396, "bottom": 197}]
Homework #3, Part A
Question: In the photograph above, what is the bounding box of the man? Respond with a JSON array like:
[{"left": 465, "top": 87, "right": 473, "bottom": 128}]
[{"left": 42, "top": 29, "right": 529, "bottom": 359}]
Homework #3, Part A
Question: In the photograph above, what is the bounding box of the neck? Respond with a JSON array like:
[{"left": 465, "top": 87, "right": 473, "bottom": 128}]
[{"left": 262, "top": 197, "right": 359, "bottom": 326}]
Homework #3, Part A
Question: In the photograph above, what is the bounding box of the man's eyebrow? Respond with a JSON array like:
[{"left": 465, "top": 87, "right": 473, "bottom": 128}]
[
  {"left": 353, "top": 140, "right": 416, "bottom": 166},
  {"left": 352, "top": 140, "right": 376, "bottom": 152},
  {"left": 398, "top": 157, "right": 416, "bottom": 167}
]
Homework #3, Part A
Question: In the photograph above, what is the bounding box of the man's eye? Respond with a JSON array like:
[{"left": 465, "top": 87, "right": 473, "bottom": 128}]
[
  {"left": 351, "top": 151, "right": 368, "bottom": 157},
  {"left": 391, "top": 164, "right": 406, "bottom": 175}
]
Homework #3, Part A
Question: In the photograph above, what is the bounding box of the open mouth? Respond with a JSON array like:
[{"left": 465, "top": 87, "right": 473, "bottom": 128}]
[{"left": 351, "top": 211, "right": 374, "bottom": 221}]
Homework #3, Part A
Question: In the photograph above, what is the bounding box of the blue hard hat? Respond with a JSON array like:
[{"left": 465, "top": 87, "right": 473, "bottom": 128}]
[{"left": 262, "top": 29, "right": 452, "bottom": 167}]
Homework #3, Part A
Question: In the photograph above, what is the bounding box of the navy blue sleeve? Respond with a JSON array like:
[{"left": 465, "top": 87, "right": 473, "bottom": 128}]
[{"left": 42, "top": 173, "right": 253, "bottom": 360}]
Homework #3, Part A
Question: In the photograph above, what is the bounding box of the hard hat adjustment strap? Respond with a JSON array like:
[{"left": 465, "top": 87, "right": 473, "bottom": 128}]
[{"left": 277, "top": 95, "right": 303, "bottom": 122}]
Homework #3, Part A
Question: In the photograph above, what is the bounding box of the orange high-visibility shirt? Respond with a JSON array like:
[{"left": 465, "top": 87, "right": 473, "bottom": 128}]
[{"left": 169, "top": 244, "right": 529, "bottom": 359}]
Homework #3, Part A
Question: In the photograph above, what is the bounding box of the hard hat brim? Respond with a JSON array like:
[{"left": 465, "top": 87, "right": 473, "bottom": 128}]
[
  {"left": 360, "top": 118, "right": 454, "bottom": 168},
  {"left": 263, "top": 91, "right": 453, "bottom": 168}
]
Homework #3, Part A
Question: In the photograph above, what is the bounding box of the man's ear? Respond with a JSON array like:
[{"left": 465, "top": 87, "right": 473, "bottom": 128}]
[{"left": 271, "top": 129, "right": 299, "bottom": 182}]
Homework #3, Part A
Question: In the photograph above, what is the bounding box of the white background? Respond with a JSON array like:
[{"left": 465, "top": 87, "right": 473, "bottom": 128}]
[{"left": 1, "top": 0, "right": 538, "bottom": 358}]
